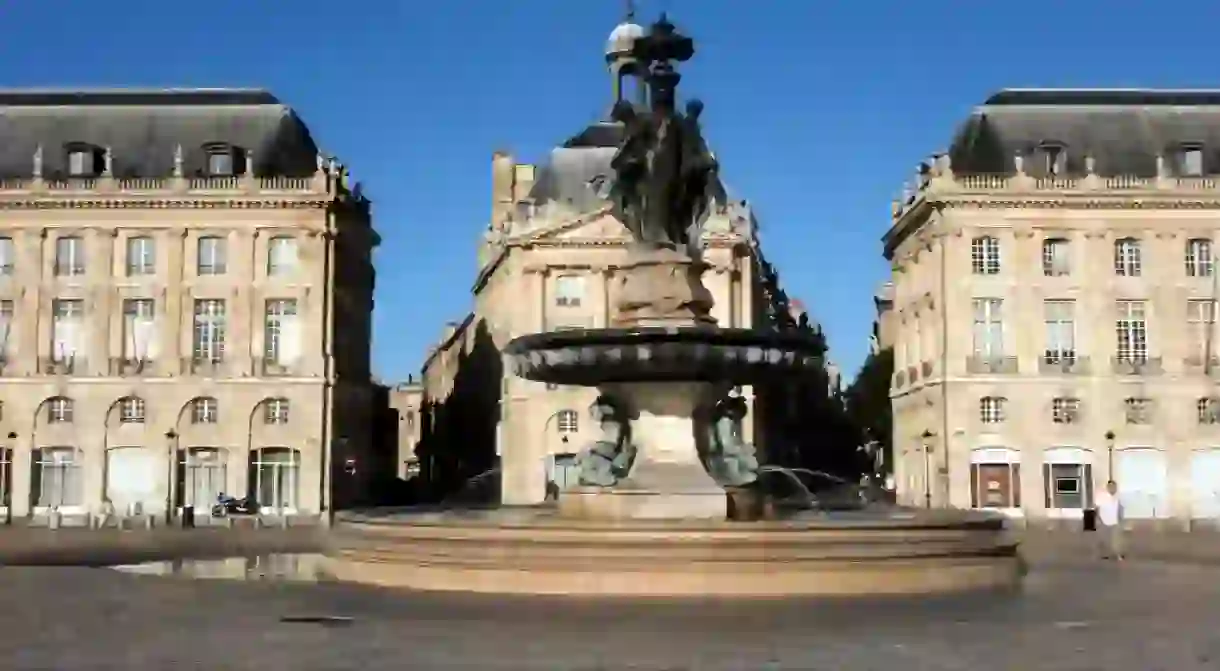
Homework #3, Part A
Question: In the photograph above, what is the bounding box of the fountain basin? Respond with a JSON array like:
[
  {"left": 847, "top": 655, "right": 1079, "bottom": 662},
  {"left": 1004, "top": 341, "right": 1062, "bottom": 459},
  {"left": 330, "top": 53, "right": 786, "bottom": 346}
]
[
  {"left": 504, "top": 326, "right": 824, "bottom": 386},
  {"left": 325, "top": 507, "right": 1021, "bottom": 598}
]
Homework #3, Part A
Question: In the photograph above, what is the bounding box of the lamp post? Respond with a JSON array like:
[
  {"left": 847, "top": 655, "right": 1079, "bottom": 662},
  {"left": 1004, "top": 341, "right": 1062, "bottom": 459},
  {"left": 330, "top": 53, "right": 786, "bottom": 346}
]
[
  {"left": 164, "top": 429, "right": 178, "bottom": 525},
  {"left": 1105, "top": 430, "right": 1116, "bottom": 483},
  {"left": 921, "top": 429, "right": 935, "bottom": 509},
  {"left": 4, "top": 431, "right": 14, "bottom": 525}
]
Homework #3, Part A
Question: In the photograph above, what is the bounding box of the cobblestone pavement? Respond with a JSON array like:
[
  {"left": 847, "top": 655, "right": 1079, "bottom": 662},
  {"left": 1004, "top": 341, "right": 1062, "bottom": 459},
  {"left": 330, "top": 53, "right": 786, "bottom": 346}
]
[{"left": 0, "top": 557, "right": 1218, "bottom": 670}]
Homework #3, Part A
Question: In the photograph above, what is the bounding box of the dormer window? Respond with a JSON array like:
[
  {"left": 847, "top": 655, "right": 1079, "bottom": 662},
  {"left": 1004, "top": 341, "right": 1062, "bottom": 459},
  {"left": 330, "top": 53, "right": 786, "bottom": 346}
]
[
  {"left": 1178, "top": 143, "right": 1205, "bottom": 176},
  {"left": 203, "top": 143, "right": 244, "bottom": 176},
  {"left": 65, "top": 143, "right": 101, "bottom": 177},
  {"left": 1038, "top": 142, "right": 1066, "bottom": 176}
]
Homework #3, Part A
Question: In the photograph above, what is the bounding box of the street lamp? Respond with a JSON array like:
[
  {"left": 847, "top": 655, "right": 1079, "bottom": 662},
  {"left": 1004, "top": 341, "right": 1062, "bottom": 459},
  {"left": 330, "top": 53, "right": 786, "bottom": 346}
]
[
  {"left": 164, "top": 429, "right": 178, "bottom": 524},
  {"left": 921, "top": 429, "right": 935, "bottom": 509},
  {"left": 5, "top": 432, "right": 15, "bottom": 524},
  {"left": 1105, "top": 430, "right": 1116, "bottom": 482}
]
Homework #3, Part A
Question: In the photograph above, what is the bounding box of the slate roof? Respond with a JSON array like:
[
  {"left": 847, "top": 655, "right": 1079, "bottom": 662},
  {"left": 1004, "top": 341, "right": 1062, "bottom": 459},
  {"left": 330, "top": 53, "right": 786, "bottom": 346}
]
[
  {"left": 949, "top": 89, "right": 1220, "bottom": 177},
  {"left": 0, "top": 88, "right": 320, "bottom": 179}
]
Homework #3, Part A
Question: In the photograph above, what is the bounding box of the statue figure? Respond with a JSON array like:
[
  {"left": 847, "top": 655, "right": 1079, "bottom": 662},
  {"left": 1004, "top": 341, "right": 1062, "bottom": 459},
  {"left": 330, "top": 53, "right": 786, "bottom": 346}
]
[
  {"left": 701, "top": 393, "right": 759, "bottom": 488},
  {"left": 605, "top": 15, "right": 726, "bottom": 256},
  {"left": 575, "top": 395, "right": 637, "bottom": 487}
]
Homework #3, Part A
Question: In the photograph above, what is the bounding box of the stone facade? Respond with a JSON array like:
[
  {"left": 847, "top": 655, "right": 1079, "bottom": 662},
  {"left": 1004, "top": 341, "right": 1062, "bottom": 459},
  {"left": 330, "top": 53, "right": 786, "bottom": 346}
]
[
  {"left": 883, "top": 88, "right": 1220, "bottom": 525},
  {"left": 0, "top": 89, "right": 378, "bottom": 523},
  {"left": 387, "top": 380, "right": 423, "bottom": 480}
]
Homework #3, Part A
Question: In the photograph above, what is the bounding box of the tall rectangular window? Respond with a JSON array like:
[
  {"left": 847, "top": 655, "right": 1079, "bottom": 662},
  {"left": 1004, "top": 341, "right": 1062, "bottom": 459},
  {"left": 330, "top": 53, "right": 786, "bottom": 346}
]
[
  {"left": 554, "top": 275, "right": 585, "bottom": 307},
  {"left": 264, "top": 299, "right": 300, "bottom": 365},
  {"left": 0, "top": 300, "right": 13, "bottom": 360},
  {"left": 1042, "top": 238, "right": 1071, "bottom": 277},
  {"left": 972, "top": 298, "right": 1004, "bottom": 357},
  {"left": 122, "top": 299, "right": 157, "bottom": 362},
  {"left": 1114, "top": 238, "right": 1142, "bottom": 276},
  {"left": 54, "top": 236, "right": 84, "bottom": 277},
  {"left": 266, "top": 236, "right": 298, "bottom": 277},
  {"left": 125, "top": 236, "right": 156, "bottom": 276},
  {"left": 1043, "top": 300, "right": 1076, "bottom": 363},
  {"left": 192, "top": 299, "right": 226, "bottom": 363},
  {"left": 1116, "top": 300, "right": 1148, "bottom": 363},
  {"left": 1186, "top": 238, "right": 1214, "bottom": 277},
  {"left": 1187, "top": 299, "right": 1216, "bottom": 363},
  {"left": 196, "top": 236, "right": 227, "bottom": 276},
  {"left": 970, "top": 236, "right": 1001, "bottom": 275},
  {"left": 0, "top": 236, "right": 14, "bottom": 276},
  {"left": 51, "top": 299, "right": 84, "bottom": 362}
]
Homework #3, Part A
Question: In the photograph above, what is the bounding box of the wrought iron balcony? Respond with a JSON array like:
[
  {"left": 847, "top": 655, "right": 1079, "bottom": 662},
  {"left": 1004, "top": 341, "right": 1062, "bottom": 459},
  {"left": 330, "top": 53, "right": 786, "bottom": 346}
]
[
  {"left": 40, "top": 356, "right": 83, "bottom": 376},
  {"left": 1111, "top": 356, "right": 1163, "bottom": 376},
  {"left": 966, "top": 355, "right": 1019, "bottom": 374},
  {"left": 1039, "top": 354, "right": 1090, "bottom": 375},
  {"left": 182, "top": 356, "right": 225, "bottom": 377},
  {"left": 109, "top": 357, "right": 153, "bottom": 376}
]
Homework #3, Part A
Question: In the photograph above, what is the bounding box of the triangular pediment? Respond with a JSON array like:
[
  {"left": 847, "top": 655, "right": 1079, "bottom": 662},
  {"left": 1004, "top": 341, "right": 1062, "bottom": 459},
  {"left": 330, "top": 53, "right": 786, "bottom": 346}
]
[{"left": 519, "top": 206, "right": 631, "bottom": 244}]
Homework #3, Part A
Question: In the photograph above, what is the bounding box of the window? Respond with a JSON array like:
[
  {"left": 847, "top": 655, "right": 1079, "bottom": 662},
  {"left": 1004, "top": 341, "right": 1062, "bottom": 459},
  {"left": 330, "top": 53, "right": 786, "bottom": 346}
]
[
  {"left": 1039, "top": 142, "right": 1066, "bottom": 176},
  {"left": 0, "top": 236, "right": 14, "bottom": 276},
  {"left": 51, "top": 299, "right": 84, "bottom": 363},
  {"left": 178, "top": 448, "right": 227, "bottom": 511},
  {"left": 264, "top": 299, "right": 300, "bottom": 365},
  {"left": 1114, "top": 238, "right": 1142, "bottom": 276},
  {"left": 970, "top": 236, "right": 1000, "bottom": 275},
  {"left": 1198, "top": 397, "right": 1220, "bottom": 425},
  {"left": 0, "top": 300, "right": 13, "bottom": 361},
  {"left": 1042, "top": 238, "right": 1071, "bottom": 276},
  {"left": 1116, "top": 300, "right": 1148, "bottom": 363},
  {"left": 1052, "top": 397, "right": 1080, "bottom": 424},
  {"left": 266, "top": 236, "right": 298, "bottom": 276},
  {"left": 264, "top": 398, "right": 290, "bottom": 425},
  {"left": 33, "top": 447, "right": 83, "bottom": 508},
  {"left": 1187, "top": 299, "right": 1216, "bottom": 363},
  {"left": 1124, "top": 397, "right": 1152, "bottom": 425},
  {"left": 554, "top": 275, "right": 585, "bottom": 307},
  {"left": 1043, "top": 462, "right": 1093, "bottom": 510},
  {"left": 122, "top": 299, "right": 157, "bottom": 362},
  {"left": 557, "top": 409, "right": 579, "bottom": 433},
  {"left": 67, "top": 148, "right": 96, "bottom": 177},
  {"left": 196, "top": 236, "right": 227, "bottom": 276},
  {"left": 970, "top": 462, "right": 1020, "bottom": 509},
  {"left": 1179, "top": 144, "right": 1205, "bottom": 176},
  {"left": 1186, "top": 238, "right": 1213, "bottom": 277},
  {"left": 248, "top": 448, "right": 300, "bottom": 511},
  {"left": 979, "top": 396, "right": 1007, "bottom": 424},
  {"left": 125, "top": 236, "right": 156, "bottom": 276},
  {"left": 118, "top": 397, "right": 145, "bottom": 423},
  {"left": 54, "top": 236, "right": 85, "bottom": 277},
  {"left": 1043, "top": 300, "right": 1076, "bottom": 364},
  {"left": 47, "top": 397, "right": 74, "bottom": 424},
  {"left": 971, "top": 298, "right": 1004, "bottom": 357},
  {"left": 190, "top": 397, "right": 219, "bottom": 424},
  {"left": 192, "top": 299, "right": 226, "bottom": 363},
  {"left": 206, "top": 147, "right": 235, "bottom": 176}
]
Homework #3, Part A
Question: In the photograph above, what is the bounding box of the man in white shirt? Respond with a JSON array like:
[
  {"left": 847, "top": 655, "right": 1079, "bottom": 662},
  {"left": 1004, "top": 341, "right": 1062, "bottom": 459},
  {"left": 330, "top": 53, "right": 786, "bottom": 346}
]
[{"left": 1094, "top": 480, "right": 1124, "bottom": 561}]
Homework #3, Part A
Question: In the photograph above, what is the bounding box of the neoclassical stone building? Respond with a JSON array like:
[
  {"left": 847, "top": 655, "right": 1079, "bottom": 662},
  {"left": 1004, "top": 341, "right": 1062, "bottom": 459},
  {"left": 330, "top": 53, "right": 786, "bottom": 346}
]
[
  {"left": 0, "top": 89, "right": 378, "bottom": 524},
  {"left": 885, "top": 88, "right": 1220, "bottom": 526}
]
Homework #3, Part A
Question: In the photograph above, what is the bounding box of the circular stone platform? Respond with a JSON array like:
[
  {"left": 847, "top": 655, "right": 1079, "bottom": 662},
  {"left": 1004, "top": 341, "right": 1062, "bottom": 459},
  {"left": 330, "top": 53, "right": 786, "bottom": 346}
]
[
  {"left": 503, "top": 326, "right": 826, "bottom": 385},
  {"left": 324, "top": 507, "right": 1021, "bottom": 598}
]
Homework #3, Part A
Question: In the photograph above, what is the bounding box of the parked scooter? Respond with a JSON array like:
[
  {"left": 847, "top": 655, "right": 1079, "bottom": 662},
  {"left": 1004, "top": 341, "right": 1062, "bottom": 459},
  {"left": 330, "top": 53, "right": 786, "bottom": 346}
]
[{"left": 211, "top": 492, "right": 260, "bottom": 517}]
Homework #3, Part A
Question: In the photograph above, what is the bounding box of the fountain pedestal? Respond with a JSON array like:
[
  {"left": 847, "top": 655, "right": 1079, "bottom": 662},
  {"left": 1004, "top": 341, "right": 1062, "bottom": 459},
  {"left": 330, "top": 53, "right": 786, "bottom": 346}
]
[{"left": 559, "top": 382, "right": 726, "bottom": 520}]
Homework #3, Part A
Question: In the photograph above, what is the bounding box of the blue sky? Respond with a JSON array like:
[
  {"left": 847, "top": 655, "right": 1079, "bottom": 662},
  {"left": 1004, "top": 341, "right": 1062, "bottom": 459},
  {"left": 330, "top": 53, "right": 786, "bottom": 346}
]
[{"left": 4, "top": 0, "right": 1220, "bottom": 381}]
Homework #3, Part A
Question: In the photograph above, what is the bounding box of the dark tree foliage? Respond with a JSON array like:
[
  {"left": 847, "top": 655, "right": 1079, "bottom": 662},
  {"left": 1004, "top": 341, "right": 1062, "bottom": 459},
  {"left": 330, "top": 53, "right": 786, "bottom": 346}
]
[{"left": 844, "top": 348, "right": 894, "bottom": 474}]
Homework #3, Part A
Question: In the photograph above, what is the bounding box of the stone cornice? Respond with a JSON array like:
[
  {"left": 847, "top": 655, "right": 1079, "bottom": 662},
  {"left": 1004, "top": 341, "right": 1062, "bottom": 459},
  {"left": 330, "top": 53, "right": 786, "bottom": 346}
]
[{"left": 0, "top": 198, "right": 329, "bottom": 210}]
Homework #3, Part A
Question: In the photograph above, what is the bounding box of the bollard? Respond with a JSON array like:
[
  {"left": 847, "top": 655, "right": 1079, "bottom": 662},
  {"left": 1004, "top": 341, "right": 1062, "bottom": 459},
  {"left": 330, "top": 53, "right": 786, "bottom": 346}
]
[
  {"left": 48, "top": 509, "right": 61, "bottom": 530},
  {"left": 280, "top": 514, "right": 290, "bottom": 530},
  {"left": 144, "top": 515, "right": 155, "bottom": 530}
]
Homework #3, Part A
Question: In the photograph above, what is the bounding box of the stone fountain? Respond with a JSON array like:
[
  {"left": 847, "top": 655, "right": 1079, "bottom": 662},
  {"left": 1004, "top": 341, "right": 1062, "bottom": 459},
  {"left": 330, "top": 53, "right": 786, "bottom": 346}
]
[{"left": 327, "top": 14, "right": 1020, "bottom": 598}]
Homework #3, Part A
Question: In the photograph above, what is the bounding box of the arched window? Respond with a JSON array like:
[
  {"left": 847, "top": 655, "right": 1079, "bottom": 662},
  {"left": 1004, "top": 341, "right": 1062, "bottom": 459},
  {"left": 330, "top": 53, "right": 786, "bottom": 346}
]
[
  {"left": 248, "top": 447, "right": 300, "bottom": 512},
  {"left": 118, "top": 396, "right": 146, "bottom": 423},
  {"left": 179, "top": 447, "right": 228, "bottom": 510},
  {"left": 190, "top": 397, "right": 219, "bottom": 424},
  {"left": 557, "top": 409, "right": 579, "bottom": 433}
]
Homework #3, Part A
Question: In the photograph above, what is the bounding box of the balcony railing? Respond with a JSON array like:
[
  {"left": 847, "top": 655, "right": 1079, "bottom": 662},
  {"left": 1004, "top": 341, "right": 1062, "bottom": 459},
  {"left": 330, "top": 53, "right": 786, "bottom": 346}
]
[
  {"left": 1111, "top": 356, "right": 1163, "bottom": 376},
  {"left": 0, "top": 174, "right": 326, "bottom": 196},
  {"left": 1039, "top": 354, "right": 1090, "bottom": 375},
  {"left": 40, "top": 356, "right": 84, "bottom": 376},
  {"left": 182, "top": 356, "right": 225, "bottom": 377},
  {"left": 966, "top": 355, "right": 1019, "bottom": 374},
  {"left": 109, "top": 357, "right": 153, "bottom": 376},
  {"left": 258, "top": 358, "right": 294, "bottom": 377}
]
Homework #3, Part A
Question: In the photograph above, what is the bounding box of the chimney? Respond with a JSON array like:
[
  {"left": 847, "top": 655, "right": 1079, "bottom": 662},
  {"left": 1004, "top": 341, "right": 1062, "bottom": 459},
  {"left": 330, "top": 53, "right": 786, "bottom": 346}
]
[{"left": 491, "top": 151, "right": 516, "bottom": 225}]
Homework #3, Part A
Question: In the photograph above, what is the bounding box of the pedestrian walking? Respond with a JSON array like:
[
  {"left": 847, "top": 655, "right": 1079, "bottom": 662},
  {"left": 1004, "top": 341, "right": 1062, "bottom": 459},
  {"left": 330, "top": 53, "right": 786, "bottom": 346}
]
[{"left": 1094, "top": 480, "right": 1124, "bottom": 561}]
